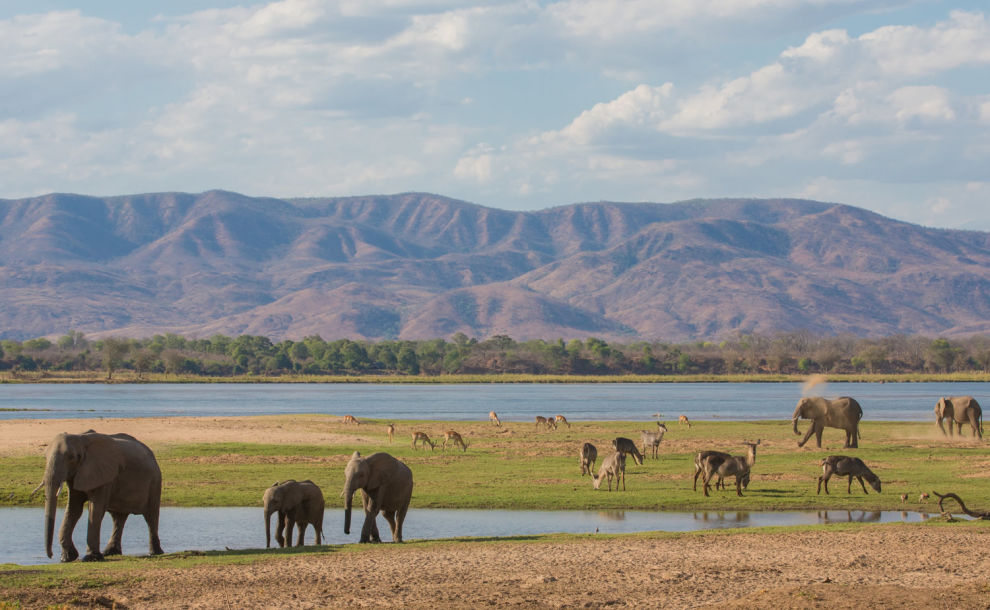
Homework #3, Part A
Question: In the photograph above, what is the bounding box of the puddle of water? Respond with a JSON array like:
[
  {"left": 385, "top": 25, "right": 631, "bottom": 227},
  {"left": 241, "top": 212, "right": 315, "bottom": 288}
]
[{"left": 0, "top": 507, "right": 954, "bottom": 566}]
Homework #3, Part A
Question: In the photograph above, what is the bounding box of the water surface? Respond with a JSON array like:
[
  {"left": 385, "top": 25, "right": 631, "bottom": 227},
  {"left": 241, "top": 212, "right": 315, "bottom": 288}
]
[
  {"left": 1, "top": 507, "right": 948, "bottom": 566},
  {"left": 1, "top": 382, "right": 982, "bottom": 421}
]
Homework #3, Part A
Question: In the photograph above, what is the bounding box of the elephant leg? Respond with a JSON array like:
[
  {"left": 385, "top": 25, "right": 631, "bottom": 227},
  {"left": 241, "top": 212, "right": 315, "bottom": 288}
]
[
  {"left": 382, "top": 510, "right": 398, "bottom": 542},
  {"left": 295, "top": 523, "right": 306, "bottom": 547},
  {"left": 815, "top": 426, "right": 824, "bottom": 448},
  {"left": 969, "top": 412, "right": 981, "bottom": 438},
  {"left": 936, "top": 418, "right": 948, "bottom": 436},
  {"left": 82, "top": 498, "right": 108, "bottom": 562},
  {"left": 394, "top": 505, "right": 408, "bottom": 543},
  {"left": 275, "top": 511, "right": 287, "bottom": 547},
  {"left": 59, "top": 491, "right": 86, "bottom": 562},
  {"left": 798, "top": 422, "right": 817, "bottom": 447},
  {"left": 143, "top": 509, "right": 163, "bottom": 555},
  {"left": 360, "top": 498, "right": 381, "bottom": 543},
  {"left": 284, "top": 518, "right": 297, "bottom": 547},
  {"left": 103, "top": 512, "right": 128, "bottom": 556}
]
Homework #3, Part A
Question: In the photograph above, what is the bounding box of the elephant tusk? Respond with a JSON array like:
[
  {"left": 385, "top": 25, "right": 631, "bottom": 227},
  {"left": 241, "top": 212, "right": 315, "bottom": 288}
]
[{"left": 29, "top": 482, "right": 45, "bottom": 499}]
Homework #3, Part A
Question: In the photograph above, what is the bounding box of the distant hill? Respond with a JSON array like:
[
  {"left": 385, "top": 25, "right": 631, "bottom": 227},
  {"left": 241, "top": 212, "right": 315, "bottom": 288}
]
[{"left": 1, "top": 190, "right": 989, "bottom": 342}]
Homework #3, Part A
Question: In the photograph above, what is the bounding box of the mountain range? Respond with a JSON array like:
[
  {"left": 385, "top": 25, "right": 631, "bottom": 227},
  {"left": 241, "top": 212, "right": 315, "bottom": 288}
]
[{"left": 1, "top": 190, "right": 989, "bottom": 342}]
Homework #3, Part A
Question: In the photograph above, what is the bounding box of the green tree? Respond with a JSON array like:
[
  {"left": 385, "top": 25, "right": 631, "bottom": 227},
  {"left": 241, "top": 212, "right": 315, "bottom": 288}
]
[
  {"left": 23, "top": 337, "right": 53, "bottom": 351},
  {"left": 101, "top": 337, "right": 130, "bottom": 380},
  {"left": 397, "top": 345, "right": 420, "bottom": 375}
]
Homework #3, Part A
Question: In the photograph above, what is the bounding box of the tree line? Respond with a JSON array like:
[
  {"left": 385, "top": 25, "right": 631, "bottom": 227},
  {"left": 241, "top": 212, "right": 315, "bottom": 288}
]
[{"left": 2, "top": 330, "right": 989, "bottom": 378}]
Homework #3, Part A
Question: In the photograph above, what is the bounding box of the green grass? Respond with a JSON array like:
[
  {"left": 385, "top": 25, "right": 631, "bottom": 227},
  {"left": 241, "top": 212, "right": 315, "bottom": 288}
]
[{"left": 5, "top": 417, "right": 989, "bottom": 513}]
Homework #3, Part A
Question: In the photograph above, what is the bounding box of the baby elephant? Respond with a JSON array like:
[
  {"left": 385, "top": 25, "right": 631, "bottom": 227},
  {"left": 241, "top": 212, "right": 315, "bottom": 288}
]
[
  {"left": 263, "top": 480, "right": 325, "bottom": 548},
  {"left": 817, "top": 455, "right": 881, "bottom": 495}
]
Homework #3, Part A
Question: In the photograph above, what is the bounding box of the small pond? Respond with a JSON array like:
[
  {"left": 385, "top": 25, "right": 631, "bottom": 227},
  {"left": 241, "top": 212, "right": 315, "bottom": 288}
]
[{"left": 1, "top": 507, "right": 955, "bottom": 566}]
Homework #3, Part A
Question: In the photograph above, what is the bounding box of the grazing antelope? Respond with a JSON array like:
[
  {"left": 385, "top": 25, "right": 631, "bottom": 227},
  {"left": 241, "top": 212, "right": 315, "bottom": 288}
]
[
  {"left": 611, "top": 437, "right": 644, "bottom": 465},
  {"left": 385, "top": 423, "right": 395, "bottom": 444},
  {"left": 920, "top": 492, "right": 930, "bottom": 501},
  {"left": 702, "top": 440, "right": 760, "bottom": 497},
  {"left": 580, "top": 442, "right": 598, "bottom": 476},
  {"left": 545, "top": 416, "right": 557, "bottom": 431},
  {"left": 679, "top": 415, "right": 692, "bottom": 428},
  {"left": 640, "top": 423, "right": 667, "bottom": 459},
  {"left": 442, "top": 430, "right": 468, "bottom": 452},
  {"left": 818, "top": 455, "right": 881, "bottom": 495},
  {"left": 411, "top": 431, "right": 435, "bottom": 451},
  {"left": 489, "top": 411, "right": 501, "bottom": 427},
  {"left": 593, "top": 451, "right": 626, "bottom": 491},
  {"left": 555, "top": 415, "right": 571, "bottom": 428},
  {"left": 341, "top": 414, "right": 360, "bottom": 425},
  {"left": 692, "top": 450, "right": 749, "bottom": 492},
  {"left": 535, "top": 416, "right": 548, "bottom": 430}
]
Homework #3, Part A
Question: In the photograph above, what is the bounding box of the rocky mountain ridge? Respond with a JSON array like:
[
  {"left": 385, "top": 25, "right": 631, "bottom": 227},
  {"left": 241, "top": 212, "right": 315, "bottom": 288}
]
[{"left": 1, "top": 190, "right": 988, "bottom": 341}]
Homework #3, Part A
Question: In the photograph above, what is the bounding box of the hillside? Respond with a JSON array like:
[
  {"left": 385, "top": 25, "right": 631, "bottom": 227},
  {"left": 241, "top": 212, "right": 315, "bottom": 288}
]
[{"left": 1, "top": 191, "right": 989, "bottom": 341}]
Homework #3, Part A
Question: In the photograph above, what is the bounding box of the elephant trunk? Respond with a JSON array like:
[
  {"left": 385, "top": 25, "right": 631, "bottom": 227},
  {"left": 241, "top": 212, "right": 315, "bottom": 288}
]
[
  {"left": 43, "top": 457, "right": 65, "bottom": 559},
  {"left": 343, "top": 480, "right": 355, "bottom": 535},
  {"left": 791, "top": 404, "right": 803, "bottom": 436}
]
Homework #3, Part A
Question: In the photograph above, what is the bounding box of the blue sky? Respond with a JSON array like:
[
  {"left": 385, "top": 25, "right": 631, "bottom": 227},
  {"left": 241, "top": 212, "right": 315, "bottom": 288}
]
[{"left": 1, "top": 1, "right": 989, "bottom": 229}]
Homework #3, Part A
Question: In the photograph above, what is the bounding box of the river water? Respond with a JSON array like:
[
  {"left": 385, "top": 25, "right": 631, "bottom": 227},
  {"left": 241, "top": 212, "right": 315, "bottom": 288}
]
[
  {"left": 1, "top": 381, "right": 984, "bottom": 421},
  {"left": 1, "top": 507, "right": 951, "bottom": 566}
]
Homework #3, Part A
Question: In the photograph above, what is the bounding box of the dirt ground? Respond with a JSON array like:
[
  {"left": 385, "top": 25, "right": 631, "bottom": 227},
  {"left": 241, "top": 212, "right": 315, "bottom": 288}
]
[
  {"left": 4, "top": 525, "right": 990, "bottom": 608},
  {"left": 5, "top": 416, "right": 990, "bottom": 608}
]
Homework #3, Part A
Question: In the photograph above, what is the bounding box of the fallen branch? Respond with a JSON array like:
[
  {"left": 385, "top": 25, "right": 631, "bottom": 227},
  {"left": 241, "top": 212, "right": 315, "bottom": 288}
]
[{"left": 933, "top": 491, "right": 990, "bottom": 519}]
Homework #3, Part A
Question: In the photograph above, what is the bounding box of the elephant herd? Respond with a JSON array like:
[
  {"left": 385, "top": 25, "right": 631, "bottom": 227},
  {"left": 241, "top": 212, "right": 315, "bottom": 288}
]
[
  {"left": 39, "top": 430, "right": 412, "bottom": 562},
  {"left": 38, "top": 394, "right": 981, "bottom": 562}
]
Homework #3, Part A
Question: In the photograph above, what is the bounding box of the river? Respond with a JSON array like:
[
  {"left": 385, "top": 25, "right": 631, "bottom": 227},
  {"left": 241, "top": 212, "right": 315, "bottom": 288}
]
[{"left": 1, "top": 381, "right": 983, "bottom": 421}]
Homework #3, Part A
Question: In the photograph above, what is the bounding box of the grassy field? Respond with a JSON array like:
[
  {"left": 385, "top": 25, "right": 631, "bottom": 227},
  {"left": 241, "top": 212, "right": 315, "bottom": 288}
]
[{"left": 4, "top": 417, "right": 988, "bottom": 513}]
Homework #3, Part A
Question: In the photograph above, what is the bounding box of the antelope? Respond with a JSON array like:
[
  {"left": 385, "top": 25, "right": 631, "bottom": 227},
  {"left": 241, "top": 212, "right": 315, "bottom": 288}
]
[
  {"left": 702, "top": 440, "right": 760, "bottom": 497},
  {"left": 386, "top": 423, "right": 395, "bottom": 444},
  {"left": 535, "top": 416, "right": 548, "bottom": 430},
  {"left": 679, "top": 415, "right": 692, "bottom": 428},
  {"left": 555, "top": 415, "right": 571, "bottom": 428},
  {"left": 640, "top": 423, "right": 667, "bottom": 459},
  {"left": 411, "top": 431, "right": 435, "bottom": 451},
  {"left": 580, "top": 442, "right": 598, "bottom": 476},
  {"left": 341, "top": 414, "right": 360, "bottom": 425},
  {"left": 693, "top": 450, "right": 747, "bottom": 492},
  {"left": 489, "top": 411, "right": 501, "bottom": 427},
  {"left": 442, "top": 430, "right": 468, "bottom": 452},
  {"left": 817, "top": 455, "right": 881, "bottom": 495},
  {"left": 545, "top": 416, "right": 557, "bottom": 431},
  {"left": 611, "top": 437, "right": 644, "bottom": 465},
  {"left": 593, "top": 451, "right": 626, "bottom": 491}
]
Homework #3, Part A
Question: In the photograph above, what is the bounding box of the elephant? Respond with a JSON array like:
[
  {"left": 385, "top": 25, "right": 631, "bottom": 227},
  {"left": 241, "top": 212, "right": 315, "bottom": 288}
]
[
  {"left": 792, "top": 396, "right": 863, "bottom": 449},
  {"left": 42, "top": 430, "right": 163, "bottom": 562},
  {"left": 342, "top": 451, "right": 413, "bottom": 543},
  {"left": 935, "top": 396, "right": 983, "bottom": 439},
  {"left": 263, "top": 479, "right": 325, "bottom": 548}
]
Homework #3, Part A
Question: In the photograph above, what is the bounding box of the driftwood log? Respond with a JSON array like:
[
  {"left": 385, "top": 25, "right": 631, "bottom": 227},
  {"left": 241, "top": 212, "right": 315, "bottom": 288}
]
[{"left": 933, "top": 491, "right": 990, "bottom": 519}]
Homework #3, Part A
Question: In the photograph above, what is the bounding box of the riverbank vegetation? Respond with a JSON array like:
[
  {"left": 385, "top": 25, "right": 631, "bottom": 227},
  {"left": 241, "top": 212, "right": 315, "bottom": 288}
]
[
  {"left": 3, "top": 330, "right": 990, "bottom": 381},
  {"left": 4, "top": 417, "right": 987, "bottom": 512}
]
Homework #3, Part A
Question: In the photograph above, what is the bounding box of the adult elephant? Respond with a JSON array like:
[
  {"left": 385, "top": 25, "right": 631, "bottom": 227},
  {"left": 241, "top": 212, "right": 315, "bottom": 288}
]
[
  {"left": 935, "top": 396, "right": 983, "bottom": 439},
  {"left": 342, "top": 452, "right": 413, "bottom": 543},
  {"left": 263, "top": 480, "right": 325, "bottom": 548},
  {"left": 42, "top": 430, "right": 163, "bottom": 562},
  {"left": 792, "top": 396, "right": 863, "bottom": 449}
]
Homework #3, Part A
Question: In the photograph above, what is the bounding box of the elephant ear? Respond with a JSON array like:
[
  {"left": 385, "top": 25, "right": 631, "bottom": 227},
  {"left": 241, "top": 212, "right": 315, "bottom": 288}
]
[{"left": 74, "top": 435, "right": 125, "bottom": 492}]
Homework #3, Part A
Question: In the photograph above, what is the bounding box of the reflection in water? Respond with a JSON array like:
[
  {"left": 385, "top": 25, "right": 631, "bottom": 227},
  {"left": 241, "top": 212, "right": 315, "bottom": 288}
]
[
  {"left": 597, "top": 511, "right": 626, "bottom": 521},
  {"left": 817, "top": 510, "right": 883, "bottom": 523},
  {"left": 693, "top": 512, "right": 751, "bottom": 524}
]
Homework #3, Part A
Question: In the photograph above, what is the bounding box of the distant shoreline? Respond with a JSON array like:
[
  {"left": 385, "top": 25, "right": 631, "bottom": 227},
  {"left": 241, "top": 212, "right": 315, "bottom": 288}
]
[{"left": 2, "top": 371, "right": 989, "bottom": 384}]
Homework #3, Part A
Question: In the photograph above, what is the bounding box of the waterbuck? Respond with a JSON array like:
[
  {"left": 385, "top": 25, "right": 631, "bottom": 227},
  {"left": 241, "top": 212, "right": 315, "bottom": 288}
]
[{"left": 817, "top": 455, "right": 881, "bottom": 495}]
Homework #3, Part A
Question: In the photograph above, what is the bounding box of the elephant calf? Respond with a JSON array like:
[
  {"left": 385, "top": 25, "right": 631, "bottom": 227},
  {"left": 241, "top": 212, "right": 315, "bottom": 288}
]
[{"left": 264, "top": 480, "right": 325, "bottom": 548}]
